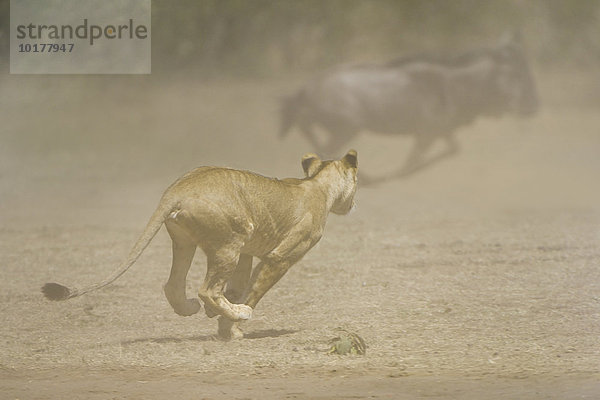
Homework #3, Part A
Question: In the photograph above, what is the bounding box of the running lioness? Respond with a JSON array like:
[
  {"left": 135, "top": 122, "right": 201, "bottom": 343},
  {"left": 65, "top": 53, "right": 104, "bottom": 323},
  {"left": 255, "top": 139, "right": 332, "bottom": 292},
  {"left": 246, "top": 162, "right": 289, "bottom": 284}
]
[{"left": 42, "top": 150, "right": 358, "bottom": 339}]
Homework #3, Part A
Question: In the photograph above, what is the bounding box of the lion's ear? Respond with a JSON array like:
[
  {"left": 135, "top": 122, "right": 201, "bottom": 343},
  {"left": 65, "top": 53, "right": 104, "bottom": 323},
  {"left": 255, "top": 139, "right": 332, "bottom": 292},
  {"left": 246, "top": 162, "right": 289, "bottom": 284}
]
[
  {"left": 341, "top": 149, "right": 358, "bottom": 169},
  {"left": 301, "top": 153, "right": 322, "bottom": 177}
]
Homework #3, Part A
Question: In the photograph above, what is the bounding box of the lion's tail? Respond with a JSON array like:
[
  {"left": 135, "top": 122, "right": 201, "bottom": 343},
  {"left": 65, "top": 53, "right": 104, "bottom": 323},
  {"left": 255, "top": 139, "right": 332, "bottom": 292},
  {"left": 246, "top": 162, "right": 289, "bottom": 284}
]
[{"left": 42, "top": 200, "right": 174, "bottom": 301}]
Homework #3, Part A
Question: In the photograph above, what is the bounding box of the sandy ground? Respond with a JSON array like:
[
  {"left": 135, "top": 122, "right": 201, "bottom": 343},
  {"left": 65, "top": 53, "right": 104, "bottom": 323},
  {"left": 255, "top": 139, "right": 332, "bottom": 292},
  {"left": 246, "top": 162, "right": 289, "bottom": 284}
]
[{"left": 1, "top": 71, "right": 599, "bottom": 399}]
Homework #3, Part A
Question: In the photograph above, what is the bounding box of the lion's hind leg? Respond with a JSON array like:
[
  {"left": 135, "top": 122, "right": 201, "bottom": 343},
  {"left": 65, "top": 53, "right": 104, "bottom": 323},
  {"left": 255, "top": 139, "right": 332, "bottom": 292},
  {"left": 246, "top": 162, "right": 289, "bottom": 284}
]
[
  {"left": 225, "top": 253, "right": 253, "bottom": 303},
  {"left": 199, "top": 246, "right": 253, "bottom": 322},
  {"left": 163, "top": 220, "right": 202, "bottom": 317},
  {"left": 217, "top": 253, "right": 253, "bottom": 339}
]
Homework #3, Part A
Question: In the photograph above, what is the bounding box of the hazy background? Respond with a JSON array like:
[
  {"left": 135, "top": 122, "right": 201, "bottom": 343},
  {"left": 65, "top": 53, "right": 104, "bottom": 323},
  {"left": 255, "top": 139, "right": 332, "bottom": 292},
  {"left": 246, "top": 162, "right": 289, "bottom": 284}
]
[
  {"left": 1, "top": 0, "right": 599, "bottom": 226},
  {"left": 1, "top": 3, "right": 600, "bottom": 397},
  {"left": 147, "top": 0, "right": 600, "bottom": 75},
  {"left": 5, "top": 1, "right": 600, "bottom": 73}
]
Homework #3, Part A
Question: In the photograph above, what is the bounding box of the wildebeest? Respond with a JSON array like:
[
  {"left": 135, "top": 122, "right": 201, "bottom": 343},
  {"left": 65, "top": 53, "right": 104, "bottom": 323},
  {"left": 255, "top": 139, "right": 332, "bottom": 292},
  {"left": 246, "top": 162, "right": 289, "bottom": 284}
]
[{"left": 279, "top": 34, "right": 538, "bottom": 181}]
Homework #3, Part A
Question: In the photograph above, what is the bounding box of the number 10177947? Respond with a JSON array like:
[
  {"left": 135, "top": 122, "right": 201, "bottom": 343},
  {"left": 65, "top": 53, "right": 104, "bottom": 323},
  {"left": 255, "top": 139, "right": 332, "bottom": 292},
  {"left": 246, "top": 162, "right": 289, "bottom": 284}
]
[{"left": 18, "top": 43, "right": 74, "bottom": 53}]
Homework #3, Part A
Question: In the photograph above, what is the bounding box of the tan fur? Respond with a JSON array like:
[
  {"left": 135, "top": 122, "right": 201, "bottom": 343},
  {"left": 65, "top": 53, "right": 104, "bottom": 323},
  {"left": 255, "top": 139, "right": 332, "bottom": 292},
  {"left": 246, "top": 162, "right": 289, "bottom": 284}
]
[{"left": 43, "top": 150, "right": 358, "bottom": 340}]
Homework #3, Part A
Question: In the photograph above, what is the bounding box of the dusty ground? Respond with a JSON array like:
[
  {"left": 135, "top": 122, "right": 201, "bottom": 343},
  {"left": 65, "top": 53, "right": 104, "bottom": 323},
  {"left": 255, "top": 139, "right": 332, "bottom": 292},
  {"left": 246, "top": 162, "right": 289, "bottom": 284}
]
[{"left": 1, "top": 71, "right": 599, "bottom": 399}]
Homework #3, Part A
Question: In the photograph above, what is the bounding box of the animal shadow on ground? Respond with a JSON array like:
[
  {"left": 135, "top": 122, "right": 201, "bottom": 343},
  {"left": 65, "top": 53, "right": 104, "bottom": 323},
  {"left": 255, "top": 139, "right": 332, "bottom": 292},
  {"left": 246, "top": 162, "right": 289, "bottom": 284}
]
[
  {"left": 120, "top": 334, "right": 217, "bottom": 346},
  {"left": 118, "top": 329, "right": 299, "bottom": 346},
  {"left": 243, "top": 328, "right": 299, "bottom": 340}
]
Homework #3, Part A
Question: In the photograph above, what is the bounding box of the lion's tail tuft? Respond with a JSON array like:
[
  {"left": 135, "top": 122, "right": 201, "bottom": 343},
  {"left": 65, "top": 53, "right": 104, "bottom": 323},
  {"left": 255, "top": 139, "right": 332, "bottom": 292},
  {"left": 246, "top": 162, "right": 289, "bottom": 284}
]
[{"left": 41, "top": 282, "right": 76, "bottom": 301}]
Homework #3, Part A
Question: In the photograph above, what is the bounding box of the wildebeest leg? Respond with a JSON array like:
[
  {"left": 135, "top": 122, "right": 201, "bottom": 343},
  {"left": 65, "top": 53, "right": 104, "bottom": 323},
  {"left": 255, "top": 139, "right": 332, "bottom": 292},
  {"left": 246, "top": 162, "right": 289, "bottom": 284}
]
[
  {"left": 392, "top": 133, "right": 458, "bottom": 179},
  {"left": 218, "top": 254, "right": 253, "bottom": 339},
  {"left": 444, "top": 133, "right": 460, "bottom": 156},
  {"left": 163, "top": 220, "right": 201, "bottom": 317},
  {"left": 299, "top": 123, "right": 325, "bottom": 153},
  {"left": 399, "top": 134, "right": 437, "bottom": 175},
  {"left": 361, "top": 134, "right": 439, "bottom": 185}
]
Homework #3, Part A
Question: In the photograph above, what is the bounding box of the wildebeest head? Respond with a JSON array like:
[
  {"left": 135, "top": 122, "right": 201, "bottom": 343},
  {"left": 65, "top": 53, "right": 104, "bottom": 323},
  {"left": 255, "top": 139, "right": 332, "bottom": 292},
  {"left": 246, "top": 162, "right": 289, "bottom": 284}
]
[{"left": 491, "top": 33, "right": 539, "bottom": 117}]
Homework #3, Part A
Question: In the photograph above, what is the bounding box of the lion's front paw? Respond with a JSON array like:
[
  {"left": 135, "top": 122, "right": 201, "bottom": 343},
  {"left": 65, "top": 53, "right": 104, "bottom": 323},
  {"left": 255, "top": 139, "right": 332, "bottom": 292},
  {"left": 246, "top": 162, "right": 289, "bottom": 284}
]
[
  {"left": 232, "top": 304, "right": 253, "bottom": 320},
  {"left": 201, "top": 295, "right": 252, "bottom": 321}
]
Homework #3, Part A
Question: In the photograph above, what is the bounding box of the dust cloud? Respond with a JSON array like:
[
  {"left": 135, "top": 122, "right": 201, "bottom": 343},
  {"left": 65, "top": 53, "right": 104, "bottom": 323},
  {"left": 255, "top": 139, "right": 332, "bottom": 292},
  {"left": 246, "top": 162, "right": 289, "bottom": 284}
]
[{"left": 1, "top": 2, "right": 600, "bottom": 399}]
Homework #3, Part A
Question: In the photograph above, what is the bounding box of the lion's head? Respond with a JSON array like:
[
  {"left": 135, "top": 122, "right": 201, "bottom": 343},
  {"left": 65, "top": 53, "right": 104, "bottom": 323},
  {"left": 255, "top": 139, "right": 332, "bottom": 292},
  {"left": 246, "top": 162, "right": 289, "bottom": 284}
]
[{"left": 301, "top": 150, "right": 358, "bottom": 215}]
